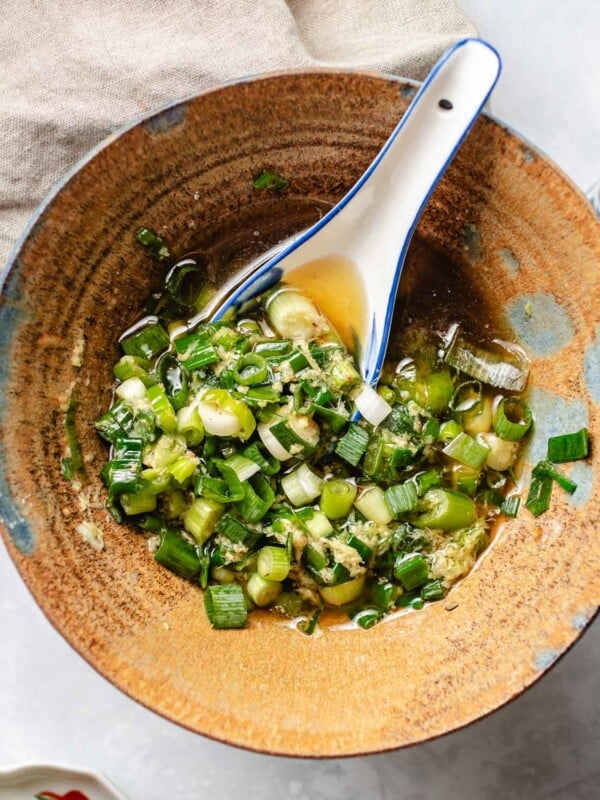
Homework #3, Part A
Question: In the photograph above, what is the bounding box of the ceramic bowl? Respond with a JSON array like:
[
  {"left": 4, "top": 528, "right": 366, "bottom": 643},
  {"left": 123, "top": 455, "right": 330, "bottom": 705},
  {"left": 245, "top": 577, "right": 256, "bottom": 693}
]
[{"left": 0, "top": 71, "right": 598, "bottom": 757}]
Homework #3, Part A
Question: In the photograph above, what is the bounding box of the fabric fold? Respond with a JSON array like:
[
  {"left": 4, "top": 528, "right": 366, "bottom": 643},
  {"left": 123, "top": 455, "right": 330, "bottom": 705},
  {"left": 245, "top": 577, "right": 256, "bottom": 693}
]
[{"left": 0, "top": 0, "right": 476, "bottom": 266}]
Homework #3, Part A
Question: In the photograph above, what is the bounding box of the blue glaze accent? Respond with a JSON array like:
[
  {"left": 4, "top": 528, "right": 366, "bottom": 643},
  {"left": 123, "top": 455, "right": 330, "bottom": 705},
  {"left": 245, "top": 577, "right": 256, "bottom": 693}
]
[
  {"left": 0, "top": 273, "right": 35, "bottom": 554},
  {"left": 572, "top": 607, "right": 597, "bottom": 631},
  {"left": 400, "top": 85, "right": 417, "bottom": 99},
  {"left": 364, "top": 314, "right": 379, "bottom": 383},
  {"left": 506, "top": 293, "right": 575, "bottom": 357},
  {"left": 463, "top": 222, "right": 483, "bottom": 262},
  {"left": 524, "top": 387, "right": 589, "bottom": 465},
  {"left": 144, "top": 104, "right": 187, "bottom": 133},
  {"left": 584, "top": 324, "right": 600, "bottom": 405},
  {"left": 215, "top": 39, "right": 502, "bottom": 392},
  {"left": 534, "top": 648, "right": 559, "bottom": 671},
  {"left": 521, "top": 148, "right": 536, "bottom": 164},
  {"left": 498, "top": 247, "right": 519, "bottom": 275},
  {"left": 567, "top": 462, "right": 594, "bottom": 508}
]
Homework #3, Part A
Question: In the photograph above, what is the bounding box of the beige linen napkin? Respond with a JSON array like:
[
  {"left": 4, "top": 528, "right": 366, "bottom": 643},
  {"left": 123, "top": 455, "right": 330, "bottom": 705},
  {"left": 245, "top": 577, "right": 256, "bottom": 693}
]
[{"left": 0, "top": 0, "right": 475, "bottom": 268}]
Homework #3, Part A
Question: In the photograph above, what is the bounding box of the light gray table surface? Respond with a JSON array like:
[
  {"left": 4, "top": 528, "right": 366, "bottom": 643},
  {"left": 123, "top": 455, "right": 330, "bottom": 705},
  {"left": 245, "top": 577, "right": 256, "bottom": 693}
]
[{"left": 1, "top": 2, "right": 598, "bottom": 798}]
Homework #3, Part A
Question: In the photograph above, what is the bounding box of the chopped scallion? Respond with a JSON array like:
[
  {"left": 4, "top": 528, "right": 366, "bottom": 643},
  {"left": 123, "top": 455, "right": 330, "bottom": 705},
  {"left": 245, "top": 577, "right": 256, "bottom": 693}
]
[
  {"left": 420, "top": 579, "right": 445, "bottom": 600},
  {"left": 500, "top": 495, "right": 521, "bottom": 517},
  {"left": 525, "top": 474, "right": 553, "bottom": 517},
  {"left": 415, "top": 489, "right": 477, "bottom": 531},
  {"left": 154, "top": 528, "right": 200, "bottom": 580},
  {"left": 493, "top": 397, "right": 533, "bottom": 441},
  {"left": 384, "top": 481, "right": 418, "bottom": 517},
  {"left": 532, "top": 460, "right": 577, "bottom": 494},
  {"left": 204, "top": 584, "right": 247, "bottom": 628},
  {"left": 547, "top": 428, "right": 589, "bottom": 463},
  {"left": 257, "top": 546, "right": 290, "bottom": 581},
  {"left": 443, "top": 432, "right": 489, "bottom": 469},
  {"left": 355, "top": 486, "right": 393, "bottom": 525},
  {"left": 121, "top": 320, "right": 169, "bottom": 360},
  {"left": 394, "top": 553, "right": 429, "bottom": 591},
  {"left": 335, "top": 423, "right": 369, "bottom": 466},
  {"left": 320, "top": 479, "right": 357, "bottom": 519},
  {"left": 281, "top": 464, "right": 323, "bottom": 506},
  {"left": 246, "top": 572, "right": 282, "bottom": 606},
  {"left": 135, "top": 226, "right": 170, "bottom": 260}
]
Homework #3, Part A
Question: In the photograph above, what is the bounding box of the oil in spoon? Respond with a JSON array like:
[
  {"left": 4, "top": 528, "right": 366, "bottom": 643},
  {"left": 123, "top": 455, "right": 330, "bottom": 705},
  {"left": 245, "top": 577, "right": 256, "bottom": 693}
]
[{"left": 284, "top": 255, "right": 367, "bottom": 355}]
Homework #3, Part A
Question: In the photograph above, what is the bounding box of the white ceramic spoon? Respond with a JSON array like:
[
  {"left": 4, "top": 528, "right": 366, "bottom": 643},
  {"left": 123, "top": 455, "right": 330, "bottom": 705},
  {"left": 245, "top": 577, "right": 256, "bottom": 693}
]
[{"left": 214, "top": 38, "right": 501, "bottom": 389}]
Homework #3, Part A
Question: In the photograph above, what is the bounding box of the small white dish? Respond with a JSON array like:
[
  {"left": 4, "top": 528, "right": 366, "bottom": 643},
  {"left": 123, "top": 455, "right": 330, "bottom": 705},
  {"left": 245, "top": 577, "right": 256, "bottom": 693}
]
[{"left": 0, "top": 764, "right": 127, "bottom": 800}]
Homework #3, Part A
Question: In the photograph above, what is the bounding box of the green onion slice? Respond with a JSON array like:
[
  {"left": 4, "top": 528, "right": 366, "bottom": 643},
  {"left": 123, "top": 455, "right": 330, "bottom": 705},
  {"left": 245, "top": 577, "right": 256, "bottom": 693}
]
[
  {"left": 420, "top": 579, "right": 445, "bottom": 600},
  {"left": 165, "top": 258, "right": 205, "bottom": 308},
  {"left": 525, "top": 474, "right": 553, "bottom": 517},
  {"left": 500, "top": 495, "right": 521, "bottom": 517},
  {"left": 204, "top": 584, "right": 247, "bottom": 628},
  {"left": 157, "top": 353, "right": 189, "bottom": 411},
  {"left": 135, "top": 226, "right": 170, "bottom": 260},
  {"left": 232, "top": 353, "right": 268, "bottom": 386},
  {"left": 415, "top": 488, "right": 477, "bottom": 531},
  {"left": 154, "top": 528, "right": 201, "bottom": 580},
  {"left": 257, "top": 546, "right": 290, "bottom": 581},
  {"left": 242, "top": 442, "right": 281, "bottom": 475},
  {"left": 121, "top": 318, "right": 169, "bottom": 360},
  {"left": 297, "top": 605, "right": 323, "bottom": 635},
  {"left": 354, "top": 608, "right": 383, "bottom": 629},
  {"left": 547, "top": 428, "right": 589, "bottom": 463},
  {"left": 532, "top": 460, "right": 577, "bottom": 494},
  {"left": 450, "top": 380, "right": 482, "bottom": 413},
  {"left": 320, "top": 479, "right": 357, "bottom": 519},
  {"left": 385, "top": 482, "right": 418, "bottom": 518},
  {"left": 236, "top": 474, "right": 275, "bottom": 522},
  {"left": 394, "top": 553, "right": 429, "bottom": 591},
  {"left": 335, "top": 423, "right": 369, "bottom": 466},
  {"left": 493, "top": 397, "right": 533, "bottom": 441},
  {"left": 443, "top": 432, "right": 489, "bottom": 469}
]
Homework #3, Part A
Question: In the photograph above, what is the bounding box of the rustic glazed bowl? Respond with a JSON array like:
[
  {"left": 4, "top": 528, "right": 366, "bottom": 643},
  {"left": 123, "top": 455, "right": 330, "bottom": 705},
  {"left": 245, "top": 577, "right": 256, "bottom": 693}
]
[{"left": 0, "top": 71, "right": 598, "bottom": 757}]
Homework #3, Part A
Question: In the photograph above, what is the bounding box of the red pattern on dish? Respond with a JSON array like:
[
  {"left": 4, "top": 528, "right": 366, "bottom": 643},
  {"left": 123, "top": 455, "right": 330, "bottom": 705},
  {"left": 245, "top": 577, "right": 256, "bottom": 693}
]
[{"left": 36, "top": 791, "right": 90, "bottom": 800}]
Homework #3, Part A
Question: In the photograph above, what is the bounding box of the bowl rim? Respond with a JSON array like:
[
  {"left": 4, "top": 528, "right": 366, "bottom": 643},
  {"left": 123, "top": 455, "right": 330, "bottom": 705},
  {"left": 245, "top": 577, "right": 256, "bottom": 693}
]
[
  {"left": 1, "top": 67, "right": 598, "bottom": 758},
  {"left": 1, "top": 66, "right": 596, "bottom": 294}
]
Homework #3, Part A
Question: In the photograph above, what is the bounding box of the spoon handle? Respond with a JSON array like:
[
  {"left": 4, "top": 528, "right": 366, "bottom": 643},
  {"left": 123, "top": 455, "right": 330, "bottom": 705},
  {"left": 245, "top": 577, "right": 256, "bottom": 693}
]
[{"left": 352, "top": 38, "right": 502, "bottom": 384}]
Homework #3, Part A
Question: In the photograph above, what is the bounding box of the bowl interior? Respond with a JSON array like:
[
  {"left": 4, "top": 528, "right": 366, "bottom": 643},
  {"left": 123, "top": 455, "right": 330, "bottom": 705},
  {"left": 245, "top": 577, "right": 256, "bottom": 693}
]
[{"left": 1, "top": 71, "right": 598, "bottom": 756}]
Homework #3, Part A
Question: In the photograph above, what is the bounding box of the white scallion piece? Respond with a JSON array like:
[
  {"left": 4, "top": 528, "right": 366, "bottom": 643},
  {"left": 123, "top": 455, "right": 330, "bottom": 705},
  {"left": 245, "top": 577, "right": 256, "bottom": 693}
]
[
  {"left": 444, "top": 327, "right": 530, "bottom": 391},
  {"left": 304, "top": 510, "right": 334, "bottom": 539},
  {"left": 320, "top": 574, "right": 366, "bottom": 606},
  {"left": 478, "top": 433, "right": 519, "bottom": 471},
  {"left": 265, "top": 288, "right": 328, "bottom": 341},
  {"left": 354, "top": 485, "right": 393, "bottom": 525},
  {"left": 115, "top": 376, "right": 147, "bottom": 402},
  {"left": 196, "top": 401, "right": 241, "bottom": 437},
  {"left": 258, "top": 422, "right": 292, "bottom": 461},
  {"left": 354, "top": 384, "right": 392, "bottom": 426},
  {"left": 281, "top": 463, "right": 323, "bottom": 506},
  {"left": 223, "top": 453, "right": 261, "bottom": 481}
]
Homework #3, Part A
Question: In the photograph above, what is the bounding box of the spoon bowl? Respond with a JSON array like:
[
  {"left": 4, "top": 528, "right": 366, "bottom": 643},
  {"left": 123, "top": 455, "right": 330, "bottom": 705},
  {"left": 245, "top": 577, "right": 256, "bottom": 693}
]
[{"left": 214, "top": 38, "right": 502, "bottom": 385}]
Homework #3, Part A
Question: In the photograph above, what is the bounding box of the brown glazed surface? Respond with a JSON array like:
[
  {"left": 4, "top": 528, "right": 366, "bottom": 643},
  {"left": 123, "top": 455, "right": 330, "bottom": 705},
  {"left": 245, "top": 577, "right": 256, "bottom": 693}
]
[{"left": 0, "top": 72, "right": 598, "bottom": 756}]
